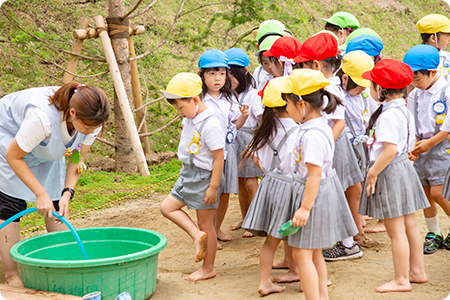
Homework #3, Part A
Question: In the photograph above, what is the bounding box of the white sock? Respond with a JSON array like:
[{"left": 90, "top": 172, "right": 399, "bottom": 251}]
[
  {"left": 425, "top": 215, "right": 441, "bottom": 235},
  {"left": 342, "top": 236, "right": 354, "bottom": 248}
]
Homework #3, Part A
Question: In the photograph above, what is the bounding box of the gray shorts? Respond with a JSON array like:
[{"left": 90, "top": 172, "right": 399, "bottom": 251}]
[
  {"left": 170, "top": 164, "right": 219, "bottom": 210},
  {"left": 414, "top": 139, "right": 450, "bottom": 186}
]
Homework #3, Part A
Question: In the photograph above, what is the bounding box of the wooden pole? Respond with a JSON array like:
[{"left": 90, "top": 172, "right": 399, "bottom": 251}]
[
  {"left": 128, "top": 35, "right": 151, "bottom": 155},
  {"left": 73, "top": 26, "right": 145, "bottom": 40},
  {"left": 63, "top": 18, "right": 89, "bottom": 83},
  {"left": 93, "top": 15, "right": 149, "bottom": 176}
]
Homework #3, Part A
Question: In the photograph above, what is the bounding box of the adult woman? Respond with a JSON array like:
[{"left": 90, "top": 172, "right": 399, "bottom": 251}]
[{"left": 0, "top": 82, "right": 110, "bottom": 286}]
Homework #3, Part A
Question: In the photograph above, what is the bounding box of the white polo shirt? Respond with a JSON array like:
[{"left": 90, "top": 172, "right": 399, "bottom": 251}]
[
  {"left": 322, "top": 77, "right": 345, "bottom": 128},
  {"left": 439, "top": 50, "right": 450, "bottom": 84},
  {"left": 253, "top": 65, "right": 273, "bottom": 90},
  {"left": 239, "top": 87, "right": 264, "bottom": 129},
  {"left": 369, "top": 98, "right": 415, "bottom": 162},
  {"left": 294, "top": 116, "right": 334, "bottom": 179},
  {"left": 16, "top": 106, "right": 101, "bottom": 153},
  {"left": 407, "top": 76, "right": 450, "bottom": 138},
  {"left": 177, "top": 108, "right": 225, "bottom": 171},
  {"left": 255, "top": 117, "right": 300, "bottom": 176},
  {"left": 343, "top": 90, "right": 379, "bottom": 138}
]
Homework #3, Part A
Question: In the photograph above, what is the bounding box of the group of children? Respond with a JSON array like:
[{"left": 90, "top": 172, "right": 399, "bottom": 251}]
[{"left": 159, "top": 11, "right": 450, "bottom": 298}]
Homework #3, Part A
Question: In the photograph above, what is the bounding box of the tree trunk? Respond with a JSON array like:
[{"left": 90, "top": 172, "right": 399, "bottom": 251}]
[{"left": 108, "top": 0, "right": 137, "bottom": 174}]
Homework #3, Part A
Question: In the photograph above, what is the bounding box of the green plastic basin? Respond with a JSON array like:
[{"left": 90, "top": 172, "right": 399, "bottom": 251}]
[{"left": 10, "top": 227, "right": 167, "bottom": 300}]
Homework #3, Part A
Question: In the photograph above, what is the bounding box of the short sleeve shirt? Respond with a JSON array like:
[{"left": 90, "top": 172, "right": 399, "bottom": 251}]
[
  {"left": 322, "top": 77, "right": 345, "bottom": 128},
  {"left": 343, "top": 89, "right": 379, "bottom": 138},
  {"left": 239, "top": 87, "right": 264, "bottom": 129}
]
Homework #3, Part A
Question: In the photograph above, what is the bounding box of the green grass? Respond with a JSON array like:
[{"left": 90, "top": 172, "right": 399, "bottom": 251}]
[{"left": 20, "top": 159, "right": 181, "bottom": 231}]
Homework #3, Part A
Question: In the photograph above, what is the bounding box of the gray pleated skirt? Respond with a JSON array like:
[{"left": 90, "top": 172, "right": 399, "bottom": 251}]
[
  {"left": 236, "top": 128, "right": 263, "bottom": 178},
  {"left": 170, "top": 163, "right": 219, "bottom": 209},
  {"left": 359, "top": 154, "right": 430, "bottom": 219},
  {"left": 350, "top": 141, "right": 369, "bottom": 177},
  {"left": 334, "top": 131, "right": 364, "bottom": 190},
  {"left": 414, "top": 139, "right": 450, "bottom": 186},
  {"left": 242, "top": 171, "right": 293, "bottom": 240},
  {"left": 442, "top": 167, "right": 450, "bottom": 199},
  {"left": 221, "top": 142, "right": 239, "bottom": 194},
  {"left": 286, "top": 169, "right": 358, "bottom": 249}
]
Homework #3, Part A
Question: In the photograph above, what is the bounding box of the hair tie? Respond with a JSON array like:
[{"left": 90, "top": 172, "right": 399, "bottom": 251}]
[
  {"left": 74, "top": 84, "right": 85, "bottom": 93},
  {"left": 279, "top": 55, "right": 295, "bottom": 76}
]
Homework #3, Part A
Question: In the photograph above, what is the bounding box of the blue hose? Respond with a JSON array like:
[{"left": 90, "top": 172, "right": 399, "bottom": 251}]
[{"left": 0, "top": 207, "right": 89, "bottom": 260}]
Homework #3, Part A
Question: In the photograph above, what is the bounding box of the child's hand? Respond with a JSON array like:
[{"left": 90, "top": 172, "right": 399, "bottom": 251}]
[
  {"left": 408, "top": 151, "right": 418, "bottom": 161},
  {"left": 411, "top": 140, "right": 430, "bottom": 155},
  {"left": 366, "top": 170, "right": 378, "bottom": 196},
  {"left": 292, "top": 207, "right": 310, "bottom": 227},
  {"left": 239, "top": 104, "right": 249, "bottom": 119},
  {"left": 203, "top": 187, "right": 218, "bottom": 205}
]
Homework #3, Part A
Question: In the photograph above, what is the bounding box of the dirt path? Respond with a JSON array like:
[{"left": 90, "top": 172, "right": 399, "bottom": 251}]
[{"left": 65, "top": 193, "right": 450, "bottom": 300}]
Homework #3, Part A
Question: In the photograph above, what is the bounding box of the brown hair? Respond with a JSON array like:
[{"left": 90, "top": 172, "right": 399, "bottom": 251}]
[{"left": 49, "top": 82, "right": 110, "bottom": 126}]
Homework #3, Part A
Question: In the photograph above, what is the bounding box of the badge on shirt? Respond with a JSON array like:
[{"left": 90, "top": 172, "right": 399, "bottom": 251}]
[
  {"left": 366, "top": 128, "right": 376, "bottom": 146},
  {"left": 292, "top": 145, "right": 301, "bottom": 162},
  {"left": 362, "top": 109, "right": 370, "bottom": 123},
  {"left": 433, "top": 100, "right": 447, "bottom": 115},
  {"left": 189, "top": 132, "right": 201, "bottom": 155},
  {"left": 226, "top": 129, "right": 234, "bottom": 144},
  {"left": 436, "top": 113, "right": 446, "bottom": 125},
  {"left": 440, "top": 65, "right": 449, "bottom": 77}
]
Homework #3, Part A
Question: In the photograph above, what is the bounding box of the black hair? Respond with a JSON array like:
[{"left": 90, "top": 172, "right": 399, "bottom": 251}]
[
  {"left": 336, "top": 68, "right": 360, "bottom": 91},
  {"left": 241, "top": 106, "right": 287, "bottom": 165},
  {"left": 366, "top": 82, "right": 407, "bottom": 132},
  {"left": 268, "top": 56, "right": 298, "bottom": 76},
  {"left": 373, "top": 55, "right": 382, "bottom": 64},
  {"left": 415, "top": 69, "right": 432, "bottom": 76},
  {"left": 165, "top": 95, "right": 204, "bottom": 105},
  {"left": 325, "top": 23, "right": 342, "bottom": 34},
  {"left": 198, "top": 67, "right": 239, "bottom": 103},
  {"left": 300, "top": 54, "right": 342, "bottom": 74},
  {"left": 229, "top": 65, "right": 256, "bottom": 94},
  {"left": 258, "top": 33, "right": 284, "bottom": 46},
  {"left": 282, "top": 88, "right": 343, "bottom": 115},
  {"left": 421, "top": 32, "right": 446, "bottom": 45}
]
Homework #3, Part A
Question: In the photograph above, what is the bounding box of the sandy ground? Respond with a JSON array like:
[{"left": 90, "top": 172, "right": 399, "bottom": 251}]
[{"left": 2, "top": 193, "right": 450, "bottom": 299}]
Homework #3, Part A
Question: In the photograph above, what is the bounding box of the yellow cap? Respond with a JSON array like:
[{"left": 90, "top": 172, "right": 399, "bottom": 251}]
[
  {"left": 261, "top": 77, "right": 286, "bottom": 108},
  {"left": 161, "top": 73, "right": 203, "bottom": 99},
  {"left": 273, "top": 69, "right": 330, "bottom": 96},
  {"left": 416, "top": 14, "right": 450, "bottom": 34},
  {"left": 342, "top": 50, "right": 374, "bottom": 88}
]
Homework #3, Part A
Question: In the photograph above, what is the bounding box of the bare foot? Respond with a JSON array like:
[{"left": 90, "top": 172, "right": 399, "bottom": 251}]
[
  {"left": 258, "top": 282, "right": 286, "bottom": 296},
  {"left": 272, "top": 260, "right": 289, "bottom": 270},
  {"left": 363, "top": 215, "right": 374, "bottom": 220},
  {"left": 216, "top": 230, "right": 233, "bottom": 242},
  {"left": 194, "top": 231, "right": 208, "bottom": 263},
  {"left": 217, "top": 241, "right": 223, "bottom": 250},
  {"left": 364, "top": 220, "right": 386, "bottom": 233},
  {"left": 409, "top": 271, "right": 427, "bottom": 283},
  {"left": 375, "top": 279, "right": 411, "bottom": 293},
  {"left": 5, "top": 275, "right": 24, "bottom": 288},
  {"left": 361, "top": 217, "right": 366, "bottom": 227},
  {"left": 230, "top": 219, "right": 243, "bottom": 231},
  {"left": 185, "top": 268, "right": 217, "bottom": 282},
  {"left": 242, "top": 230, "right": 255, "bottom": 238},
  {"left": 272, "top": 271, "right": 299, "bottom": 283},
  {"left": 354, "top": 233, "right": 380, "bottom": 248},
  {"left": 300, "top": 280, "right": 332, "bottom": 292}
]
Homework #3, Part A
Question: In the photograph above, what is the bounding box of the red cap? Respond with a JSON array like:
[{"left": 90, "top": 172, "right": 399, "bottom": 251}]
[
  {"left": 362, "top": 59, "right": 413, "bottom": 89},
  {"left": 294, "top": 33, "right": 338, "bottom": 63},
  {"left": 263, "top": 36, "right": 302, "bottom": 59}
]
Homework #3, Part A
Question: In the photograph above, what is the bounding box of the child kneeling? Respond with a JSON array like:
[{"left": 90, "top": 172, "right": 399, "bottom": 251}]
[{"left": 160, "top": 73, "right": 225, "bottom": 281}]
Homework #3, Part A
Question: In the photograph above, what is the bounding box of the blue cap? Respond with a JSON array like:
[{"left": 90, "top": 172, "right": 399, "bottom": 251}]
[
  {"left": 198, "top": 49, "right": 230, "bottom": 69},
  {"left": 402, "top": 45, "right": 439, "bottom": 72},
  {"left": 345, "top": 34, "right": 383, "bottom": 57},
  {"left": 224, "top": 48, "right": 249, "bottom": 67}
]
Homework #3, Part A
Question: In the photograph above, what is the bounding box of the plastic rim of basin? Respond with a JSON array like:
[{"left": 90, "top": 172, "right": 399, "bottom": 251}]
[{"left": 278, "top": 220, "right": 300, "bottom": 236}]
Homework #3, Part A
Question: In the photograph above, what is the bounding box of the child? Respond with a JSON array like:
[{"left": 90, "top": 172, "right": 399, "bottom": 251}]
[
  {"left": 197, "top": 49, "right": 249, "bottom": 243},
  {"left": 224, "top": 48, "right": 264, "bottom": 238},
  {"left": 263, "top": 36, "right": 302, "bottom": 77},
  {"left": 323, "top": 11, "right": 360, "bottom": 47},
  {"left": 252, "top": 20, "right": 289, "bottom": 89},
  {"left": 403, "top": 44, "right": 450, "bottom": 254},
  {"left": 241, "top": 78, "right": 300, "bottom": 296},
  {"left": 359, "top": 59, "right": 429, "bottom": 292},
  {"left": 160, "top": 73, "right": 225, "bottom": 282},
  {"left": 296, "top": 33, "right": 371, "bottom": 258},
  {"left": 276, "top": 69, "right": 357, "bottom": 299},
  {"left": 416, "top": 14, "right": 450, "bottom": 83}
]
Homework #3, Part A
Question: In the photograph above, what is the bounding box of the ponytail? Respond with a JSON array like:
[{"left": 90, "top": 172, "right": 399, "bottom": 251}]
[
  {"left": 322, "top": 90, "right": 343, "bottom": 114},
  {"left": 241, "top": 106, "right": 286, "bottom": 165},
  {"left": 285, "top": 89, "right": 343, "bottom": 114},
  {"left": 49, "top": 81, "right": 110, "bottom": 126}
]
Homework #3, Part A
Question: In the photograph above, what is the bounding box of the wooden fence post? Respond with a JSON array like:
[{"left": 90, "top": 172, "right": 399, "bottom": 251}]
[{"left": 63, "top": 18, "right": 89, "bottom": 83}]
